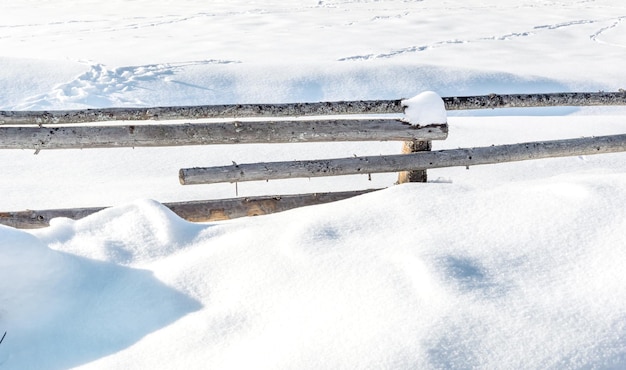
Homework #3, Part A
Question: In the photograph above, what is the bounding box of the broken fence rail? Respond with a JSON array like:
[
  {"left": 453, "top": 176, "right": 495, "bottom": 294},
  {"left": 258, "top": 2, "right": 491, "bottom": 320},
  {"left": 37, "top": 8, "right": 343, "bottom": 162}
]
[
  {"left": 179, "top": 133, "right": 626, "bottom": 185},
  {"left": 1, "top": 91, "right": 625, "bottom": 125}
]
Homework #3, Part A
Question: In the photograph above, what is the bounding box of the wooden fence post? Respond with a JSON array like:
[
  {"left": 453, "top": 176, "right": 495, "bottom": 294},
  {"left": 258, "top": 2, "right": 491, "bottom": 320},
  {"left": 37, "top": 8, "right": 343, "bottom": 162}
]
[{"left": 397, "top": 139, "right": 431, "bottom": 183}]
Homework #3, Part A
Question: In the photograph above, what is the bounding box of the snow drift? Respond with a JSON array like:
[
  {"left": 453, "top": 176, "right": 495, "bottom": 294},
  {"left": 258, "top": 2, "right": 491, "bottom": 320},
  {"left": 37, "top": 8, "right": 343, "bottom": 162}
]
[
  {"left": 2, "top": 0, "right": 626, "bottom": 368},
  {"left": 2, "top": 177, "right": 626, "bottom": 369}
]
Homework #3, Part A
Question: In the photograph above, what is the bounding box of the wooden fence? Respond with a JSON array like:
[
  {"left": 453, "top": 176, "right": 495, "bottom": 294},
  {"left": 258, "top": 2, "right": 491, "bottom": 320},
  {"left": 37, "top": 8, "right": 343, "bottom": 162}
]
[{"left": 1, "top": 91, "right": 625, "bottom": 228}]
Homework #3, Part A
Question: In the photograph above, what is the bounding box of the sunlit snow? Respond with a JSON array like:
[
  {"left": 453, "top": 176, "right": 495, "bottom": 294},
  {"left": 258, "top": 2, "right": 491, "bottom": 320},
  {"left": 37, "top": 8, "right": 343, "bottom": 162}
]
[
  {"left": 1, "top": 1, "right": 626, "bottom": 369},
  {"left": 402, "top": 91, "right": 447, "bottom": 125}
]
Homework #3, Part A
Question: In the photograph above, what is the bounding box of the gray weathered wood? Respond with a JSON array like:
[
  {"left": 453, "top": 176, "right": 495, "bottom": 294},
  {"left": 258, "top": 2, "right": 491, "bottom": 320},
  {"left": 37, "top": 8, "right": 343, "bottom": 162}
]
[
  {"left": 2, "top": 92, "right": 624, "bottom": 125},
  {"left": 0, "top": 100, "right": 404, "bottom": 125},
  {"left": 0, "top": 189, "right": 379, "bottom": 229},
  {"left": 444, "top": 91, "right": 626, "bottom": 110},
  {"left": 180, "top": 133, "right": 626, "bottom": 184},
  {"left": 0, "top": 120, "right": 447, "bottom": 150}
]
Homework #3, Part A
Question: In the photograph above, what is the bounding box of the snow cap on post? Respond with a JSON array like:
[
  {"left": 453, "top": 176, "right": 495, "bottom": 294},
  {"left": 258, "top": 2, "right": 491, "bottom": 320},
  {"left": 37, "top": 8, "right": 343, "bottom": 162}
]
[{"left": 401, "top": 91, "right": 447, "bottom": 126}]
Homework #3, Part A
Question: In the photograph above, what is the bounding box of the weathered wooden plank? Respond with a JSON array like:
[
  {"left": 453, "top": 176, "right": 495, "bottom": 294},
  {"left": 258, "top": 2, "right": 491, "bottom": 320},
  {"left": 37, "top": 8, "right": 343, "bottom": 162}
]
[
  {"left": 0, "top": 100, "right": 404, "bottom": 125},
  {"left": 0, "top": 120, "right": 447, "bottom": 150},
  {"left": 2, "top": 92, "right": 624, "bottom": 125},
  {"left": 180, "top": 133, "right": 626, "bottom": 184},
  {"left": 443, "top": 91, "right": 626, "bottom": 110},
  {"left": 0, "top": 189, "right": 379, "bottom": 229},
  {"left": 166, "top": 189, "right": 378, "bottom": 222},
  {"left": 0, "top": 208, "right": 103, "bottom": 229}
]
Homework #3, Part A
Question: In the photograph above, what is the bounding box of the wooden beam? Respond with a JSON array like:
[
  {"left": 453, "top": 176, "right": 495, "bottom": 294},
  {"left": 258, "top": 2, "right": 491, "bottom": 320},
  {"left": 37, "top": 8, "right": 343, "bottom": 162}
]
[
  {"left": 0, "top": 189, "right": 379, "bottom": 229},
  {"left": 2, "top": 92, "right": 624, "bottom": 125},
  {"left": 180, "top": 133, "right": 626, "bottom": 184},
  {"left": 0, "top": 207, "right": 103, "bottom": 229},
  {"left": 443, "top": 91, "right": 626, "bottom": 110},
  {"left": 0, "top": 121, "right": 448, "bottom": 150},
  {"left": 0, "top": 100, "right": 404, "bottom": 125}
]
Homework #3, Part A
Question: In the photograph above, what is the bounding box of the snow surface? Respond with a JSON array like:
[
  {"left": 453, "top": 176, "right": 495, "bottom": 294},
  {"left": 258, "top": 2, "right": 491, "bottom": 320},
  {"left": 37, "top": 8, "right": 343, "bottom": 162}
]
[
  {"left": 1, "top": 1, "right": 626, "bottom": 369},
  {"left": 402, "top": 91, "right": 447, "bottom": 125}
]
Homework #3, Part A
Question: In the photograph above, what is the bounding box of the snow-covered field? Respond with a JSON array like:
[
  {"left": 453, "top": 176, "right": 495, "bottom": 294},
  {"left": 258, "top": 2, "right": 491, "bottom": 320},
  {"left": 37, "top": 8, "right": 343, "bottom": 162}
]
[{"left": 1, "top": 1, "right": 626, "bottom": 369}]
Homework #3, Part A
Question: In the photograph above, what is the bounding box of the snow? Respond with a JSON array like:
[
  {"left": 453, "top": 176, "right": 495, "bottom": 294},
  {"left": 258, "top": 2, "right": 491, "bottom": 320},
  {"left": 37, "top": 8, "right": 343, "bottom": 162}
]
[
  {"left": 401, "top": 91, "right": 447, "bottom": 125},
  {"left": 2, "top": 1, "right": 626, "bottom": 369}
]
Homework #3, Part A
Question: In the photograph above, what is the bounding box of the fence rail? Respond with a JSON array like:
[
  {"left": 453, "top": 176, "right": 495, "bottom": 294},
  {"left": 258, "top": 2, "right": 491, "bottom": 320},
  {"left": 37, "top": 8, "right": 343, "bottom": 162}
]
[
  {"left": 179, "top": 134, "right": 626, "bottom": 185},
  {"left": 1, "top": 91, "right": 624, "bottom": 125},
  {"left": 0, "top": 120, "right": 447, "bottom": 150},
  {"left": 443, "top": 91, "right": 626, "bottom": 110},
  {"left": 0, "top": 190, "right": 378, "bottom": 229}
]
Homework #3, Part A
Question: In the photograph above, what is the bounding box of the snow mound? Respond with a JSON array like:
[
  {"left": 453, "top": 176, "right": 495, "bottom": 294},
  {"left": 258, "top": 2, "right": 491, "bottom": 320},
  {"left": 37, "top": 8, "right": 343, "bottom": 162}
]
[
  {"left": 33, "top": 199, "right": 206, "bottom": 265},
  {"left": 401, "top": 91, "right": 447, "bottom": 126},
  {"left": 0, "top": 219, "right": 202, "bottom": 369},
  {"left": 3, "top": 173, "right": 623, "bottom": 369}
]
